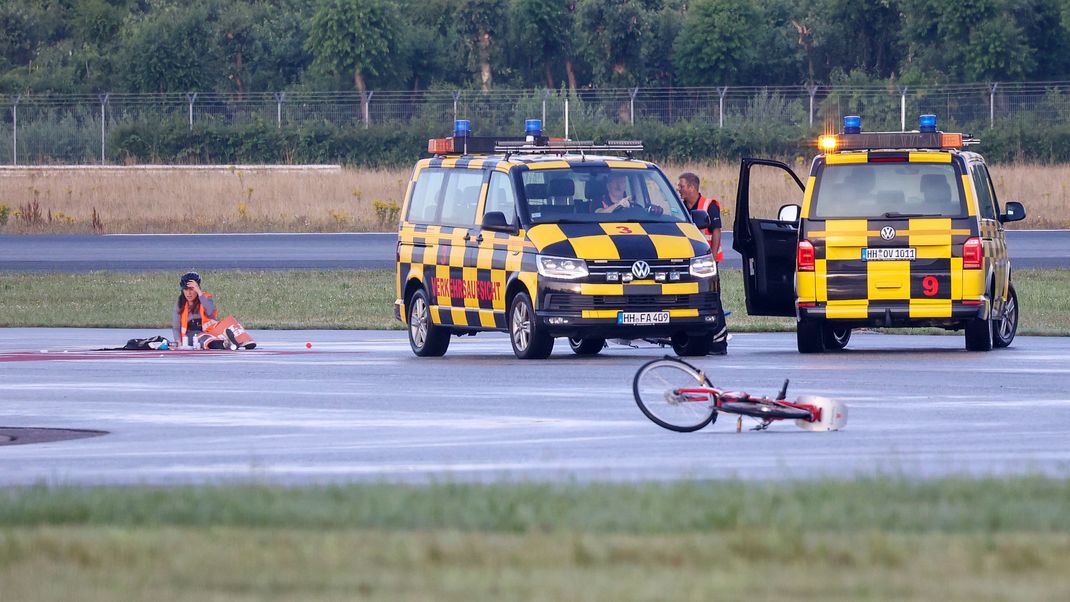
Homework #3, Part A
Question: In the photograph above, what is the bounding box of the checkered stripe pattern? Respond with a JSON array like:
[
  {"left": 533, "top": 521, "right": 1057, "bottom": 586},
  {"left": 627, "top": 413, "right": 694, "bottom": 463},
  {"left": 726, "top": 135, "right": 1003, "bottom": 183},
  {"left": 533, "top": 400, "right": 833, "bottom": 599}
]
[
  {"left": 800, "top": 216, "right": 980, "bottom": 319},
  {"left": 526, "top": 222, "right": 710, "bottom": 260}
]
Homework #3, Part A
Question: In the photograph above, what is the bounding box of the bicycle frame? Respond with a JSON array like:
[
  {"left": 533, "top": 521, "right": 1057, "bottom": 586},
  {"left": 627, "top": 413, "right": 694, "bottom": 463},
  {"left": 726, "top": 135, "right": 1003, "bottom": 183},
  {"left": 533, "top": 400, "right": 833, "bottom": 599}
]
[{"left": 672, "top": 386, "right": 826, "bottom": 424}]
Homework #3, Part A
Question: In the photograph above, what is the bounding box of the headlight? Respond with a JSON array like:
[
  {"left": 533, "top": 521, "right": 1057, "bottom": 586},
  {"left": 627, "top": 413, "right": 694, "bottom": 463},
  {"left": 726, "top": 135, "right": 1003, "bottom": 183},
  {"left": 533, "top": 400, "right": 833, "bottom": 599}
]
[
  {"left": 536, "top": 254, "right": 589, "bottom": 280},
  {"left": 689, "top": 253, "right": 717, "bottom": 278}
]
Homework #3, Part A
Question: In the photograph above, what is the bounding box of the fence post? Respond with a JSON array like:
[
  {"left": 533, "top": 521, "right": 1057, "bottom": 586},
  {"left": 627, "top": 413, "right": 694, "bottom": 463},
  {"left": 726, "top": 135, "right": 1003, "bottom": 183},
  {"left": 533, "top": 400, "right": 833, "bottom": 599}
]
[
  {"left": 186, "top": 92, "right": 198, "bottom": 130},
  {"left": 11, "top": 94, "right": 19, "bottom": 165},
  {"left": 542, "top": 89, "right": 550, "bottom": 126},
  {"left": 274, "top": 92, "right": 285, "bottom": 128},
  {"left": 629, "top": 87, "right": 639, "bottom": 125},
  {"left": 99, "top": 93, "right": 109, "bottom": 164},
  {"left": 452, "top": 90, "right": 462, "bottom": 122},
  {"left": 807, "top": 84, "right": 818, "bottom": 128},
  {"left": 717, "top": 87, "right": 728, "bottom": 128},
  {"left": 361, "top": 91, "right": 373, "bottom": 128},
  {"left": 898, "top": 85, "right": 908, "bottom": 130},
  {"left": 989, "top": 83, "right": 998, "bottom": 127},
  {"left": 564, "top": 94, "right": 570, "bottom": 140}
]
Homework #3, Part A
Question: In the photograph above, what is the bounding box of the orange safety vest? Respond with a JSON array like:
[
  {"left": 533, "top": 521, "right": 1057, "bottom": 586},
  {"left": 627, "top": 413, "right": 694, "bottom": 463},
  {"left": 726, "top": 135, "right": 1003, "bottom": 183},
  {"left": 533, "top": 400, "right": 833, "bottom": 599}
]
[
  {"left": 696, "top": 196, "right": 724, "bottom": 262},
  {"left": 179, "top": 295, "right": 218, "bottom": 341}
]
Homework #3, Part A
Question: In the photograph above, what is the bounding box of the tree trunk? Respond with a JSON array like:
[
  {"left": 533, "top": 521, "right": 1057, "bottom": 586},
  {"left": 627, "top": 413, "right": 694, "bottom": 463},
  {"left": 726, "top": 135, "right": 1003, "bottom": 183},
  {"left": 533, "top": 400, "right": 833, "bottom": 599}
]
[
  {"left": 355, "top": 71, "right": 369, "bottom": 125},
  {"left": 544, "top": 63, "right": 554, "bottom": 89},
  {"left": 479, "top": 31, "right": 492, "bottom": 92},
  {"left": 233, "top": 52, "right": 245, "bottom": 100},
  {"left": 565, "top": 60, "right": 577, "bottom": 93}
]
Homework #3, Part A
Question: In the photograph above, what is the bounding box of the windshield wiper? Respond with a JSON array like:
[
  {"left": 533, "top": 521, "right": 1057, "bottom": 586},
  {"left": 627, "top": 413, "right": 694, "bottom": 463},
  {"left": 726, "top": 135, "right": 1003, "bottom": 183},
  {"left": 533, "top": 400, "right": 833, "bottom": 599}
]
[{"left": 882, "top": 211, "right": 943, "bottom": 218}]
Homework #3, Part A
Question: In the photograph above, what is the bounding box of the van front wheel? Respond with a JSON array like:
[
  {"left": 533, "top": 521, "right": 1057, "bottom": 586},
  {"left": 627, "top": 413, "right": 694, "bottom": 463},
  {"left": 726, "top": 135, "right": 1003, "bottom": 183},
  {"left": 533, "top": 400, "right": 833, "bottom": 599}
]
[
  {"left": 509, "top": 292, "right": 555, "bottom": 359},
  {"left": 993, "top": 284, "right": 1018, "bottom": 348}
]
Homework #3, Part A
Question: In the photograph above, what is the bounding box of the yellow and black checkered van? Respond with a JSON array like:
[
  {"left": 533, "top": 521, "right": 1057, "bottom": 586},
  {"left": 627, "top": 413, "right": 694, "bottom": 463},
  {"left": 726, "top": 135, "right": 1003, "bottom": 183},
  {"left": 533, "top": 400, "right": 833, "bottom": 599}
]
[
  {"left": 394, "top": 124, "right": 725, "bottom": 359},
  {"left": 732, "top": 115, "right": 1025, "bottom": 353}
]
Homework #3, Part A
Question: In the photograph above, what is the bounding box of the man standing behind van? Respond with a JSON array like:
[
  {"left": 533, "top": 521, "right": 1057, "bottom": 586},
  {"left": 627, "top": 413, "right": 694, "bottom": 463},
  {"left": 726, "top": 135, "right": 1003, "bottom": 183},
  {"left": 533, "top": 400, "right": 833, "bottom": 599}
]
[
  {"left": 677, "top": 172, "right": 723, "bottom": 263},
  {"left": 677, "top": 172, "right": 728, "bottom": 354}
]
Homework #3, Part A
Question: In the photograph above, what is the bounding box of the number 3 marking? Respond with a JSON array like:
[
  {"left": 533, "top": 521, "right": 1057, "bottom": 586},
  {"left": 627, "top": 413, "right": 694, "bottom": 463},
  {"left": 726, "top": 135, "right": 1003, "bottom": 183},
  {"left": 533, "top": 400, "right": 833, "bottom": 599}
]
[
  {"left": 615, "top": 226, "right": 633, "bottom": 234},
  {"left": 922, "top": 275, "right": 939, "bottom": 297}
]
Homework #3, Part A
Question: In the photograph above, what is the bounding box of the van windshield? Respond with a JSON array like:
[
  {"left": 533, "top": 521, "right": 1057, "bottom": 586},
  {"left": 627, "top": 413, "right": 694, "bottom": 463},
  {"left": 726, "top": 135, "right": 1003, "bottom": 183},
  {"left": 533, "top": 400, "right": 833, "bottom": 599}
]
[
  {"left": 520, "top": 167, "right": 690, "bottom": 224},
  {"left": 812, "top": 163, "right": 965, "bottom": 218}
]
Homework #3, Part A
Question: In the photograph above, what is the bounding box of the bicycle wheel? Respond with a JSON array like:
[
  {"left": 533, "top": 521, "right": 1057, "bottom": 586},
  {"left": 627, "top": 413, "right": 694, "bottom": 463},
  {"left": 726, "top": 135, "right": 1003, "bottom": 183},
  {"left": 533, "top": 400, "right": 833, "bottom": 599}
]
[
  {"left": 633, "top": 357, "right": 717, "bottom": 432},
  {"left": 719, "top": 400, "right": 812, "bottom": 421}
]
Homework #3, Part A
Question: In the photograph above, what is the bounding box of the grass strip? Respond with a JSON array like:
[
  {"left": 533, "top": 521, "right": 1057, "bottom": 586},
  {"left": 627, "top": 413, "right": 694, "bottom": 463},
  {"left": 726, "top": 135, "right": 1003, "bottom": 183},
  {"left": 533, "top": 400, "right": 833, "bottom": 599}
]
[
  {"left": 2, "top": 480, "right": 1069, "bottom": 601},
  {"left": 1, "top": 268, "right": 1068, "bottom": 335}
]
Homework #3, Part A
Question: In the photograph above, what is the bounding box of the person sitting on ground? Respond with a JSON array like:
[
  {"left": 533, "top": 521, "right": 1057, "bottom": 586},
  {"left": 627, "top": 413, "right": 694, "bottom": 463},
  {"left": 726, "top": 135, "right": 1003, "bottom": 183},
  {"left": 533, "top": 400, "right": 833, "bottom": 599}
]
[{"left": 172, "top": 272, "right": 255, "bottom": 350}]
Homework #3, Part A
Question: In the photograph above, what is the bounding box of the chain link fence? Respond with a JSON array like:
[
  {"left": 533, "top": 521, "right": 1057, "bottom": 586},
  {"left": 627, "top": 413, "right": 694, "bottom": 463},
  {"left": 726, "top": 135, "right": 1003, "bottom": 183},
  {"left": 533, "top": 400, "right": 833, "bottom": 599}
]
[{"left": 2, "top": 82, "right": 1069, "bottom": 164}]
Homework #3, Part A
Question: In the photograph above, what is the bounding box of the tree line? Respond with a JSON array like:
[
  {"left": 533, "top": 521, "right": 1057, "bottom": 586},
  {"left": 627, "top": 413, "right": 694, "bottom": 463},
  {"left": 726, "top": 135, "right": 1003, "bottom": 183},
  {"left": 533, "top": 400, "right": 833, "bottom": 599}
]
[{"left": 3, "top": 0, "right": 1069, "bottom": 98}]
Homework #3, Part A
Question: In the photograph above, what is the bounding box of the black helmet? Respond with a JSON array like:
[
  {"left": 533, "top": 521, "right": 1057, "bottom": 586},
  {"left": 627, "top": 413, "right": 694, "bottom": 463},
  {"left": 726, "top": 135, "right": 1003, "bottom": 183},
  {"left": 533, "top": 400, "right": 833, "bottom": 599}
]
[{"left": 179, "top": 271, "right": 201, "bottom": 289}]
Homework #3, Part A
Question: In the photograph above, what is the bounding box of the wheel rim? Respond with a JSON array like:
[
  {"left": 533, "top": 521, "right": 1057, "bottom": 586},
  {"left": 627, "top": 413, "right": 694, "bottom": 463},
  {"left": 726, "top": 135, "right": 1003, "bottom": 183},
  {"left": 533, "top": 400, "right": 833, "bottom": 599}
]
[
  {"left": 410, "top": 297, "right": 428, "bottom": 349},
  {"left": 998, "top": 294, "right": 1018, "bottom": 340},
  {"left": 511, "top": 302, "right": 530, "bottom": 351},
  {"left": 635, "top": 361, "right": 714, "bottom": 430},
  {"left": 568, "top": 337, "right": 582, "bottom": 350},
  {"left": 831, "top": 327, "right": 850, "bottom": 346}
]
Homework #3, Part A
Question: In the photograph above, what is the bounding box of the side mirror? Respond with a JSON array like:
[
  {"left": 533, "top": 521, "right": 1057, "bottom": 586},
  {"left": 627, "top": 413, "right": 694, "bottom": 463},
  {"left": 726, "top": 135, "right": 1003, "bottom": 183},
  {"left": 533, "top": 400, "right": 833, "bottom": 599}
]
[
  {"left": 690, "top": 209, "right": 711, "bottom": 230},
  {"left": 777, "top": 204, "right": 801, "bottom": 224},
  {"left": 1001, "top": 201, "right": 1026, "bottom": 223},
  {"left": 481, "top": 211, "right": 517, "bottom": 233}
]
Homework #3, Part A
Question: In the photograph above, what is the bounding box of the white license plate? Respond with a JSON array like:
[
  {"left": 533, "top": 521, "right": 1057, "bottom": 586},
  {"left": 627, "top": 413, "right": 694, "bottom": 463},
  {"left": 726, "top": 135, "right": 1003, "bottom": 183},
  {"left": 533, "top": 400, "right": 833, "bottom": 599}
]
[
  {"left": 618, "top": 311, "right": 670, "bottom": 325},
  {"left": 861, "top": 247, "right": 916, "bottom": 262}
]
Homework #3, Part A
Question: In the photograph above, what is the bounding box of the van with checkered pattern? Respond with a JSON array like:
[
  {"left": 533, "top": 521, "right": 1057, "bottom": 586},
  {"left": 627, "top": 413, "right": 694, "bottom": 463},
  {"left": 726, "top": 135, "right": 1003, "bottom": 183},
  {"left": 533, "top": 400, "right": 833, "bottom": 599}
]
[
  {"left": 394, "top": 131, "right": 727, "bottom": 359},
  {"left": 732, "top": 115, "right": 1025, "bottom": 353}
]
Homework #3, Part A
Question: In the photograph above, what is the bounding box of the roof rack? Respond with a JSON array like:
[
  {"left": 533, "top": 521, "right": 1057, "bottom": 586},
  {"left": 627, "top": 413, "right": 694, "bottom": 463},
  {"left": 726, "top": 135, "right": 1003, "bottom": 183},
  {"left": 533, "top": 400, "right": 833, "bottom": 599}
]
[{"left": 495, "top": 139, "right": 643, "bottom": 159}]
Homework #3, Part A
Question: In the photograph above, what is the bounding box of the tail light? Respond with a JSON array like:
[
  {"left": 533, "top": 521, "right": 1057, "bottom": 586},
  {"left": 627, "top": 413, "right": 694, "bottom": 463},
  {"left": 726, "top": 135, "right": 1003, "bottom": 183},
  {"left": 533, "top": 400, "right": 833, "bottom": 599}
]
[
  {"left": 963, "top": 237, "right": 983, "bottom": 269},
  {"left": 797, "top": 239, "right": 815, "bottom": 272}
]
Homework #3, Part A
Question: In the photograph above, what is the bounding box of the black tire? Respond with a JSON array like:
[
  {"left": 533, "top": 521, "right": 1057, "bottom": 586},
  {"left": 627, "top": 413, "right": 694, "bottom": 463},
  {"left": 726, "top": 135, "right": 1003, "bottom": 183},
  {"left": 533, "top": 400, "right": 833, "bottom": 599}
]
[
  {"left": 993, "top": 283, "right": 1019, "bottom": 348},
  {"left": 633, "top": 357, "right": 718, "bottom": 432},
  {"left": 670, "top": 332, "right": 712, "bottom": 357},
  {"left": 796, "top": 320, "right": 825, "bottom": 354},
  {"left": 568, "top": 337, "right": 605, "bottom": 356},
  {"left": 509, "top": 292, "right": 554, "bottom": 359},
  {"left": 719, "top": 401, "right": 812, "bottom": 421},
  {"left": 407, "top": 288, "right": 450, "bottom": 357},
  {"left": 821, "top": 325, "right": 851, "bottom": 350},
  {"left": 965, "top": 304, "right": 994, "bottom": 352}
]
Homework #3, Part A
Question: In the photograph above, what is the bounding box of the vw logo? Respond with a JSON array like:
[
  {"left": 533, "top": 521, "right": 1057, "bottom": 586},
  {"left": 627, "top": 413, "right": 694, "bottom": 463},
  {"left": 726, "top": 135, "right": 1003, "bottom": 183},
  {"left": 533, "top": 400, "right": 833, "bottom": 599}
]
[
  {"left": 631, "top": 260, "right": 651, "bottom": 279},
  {"left": 880, "top": 226, "right": 896, "bottom": 241}
]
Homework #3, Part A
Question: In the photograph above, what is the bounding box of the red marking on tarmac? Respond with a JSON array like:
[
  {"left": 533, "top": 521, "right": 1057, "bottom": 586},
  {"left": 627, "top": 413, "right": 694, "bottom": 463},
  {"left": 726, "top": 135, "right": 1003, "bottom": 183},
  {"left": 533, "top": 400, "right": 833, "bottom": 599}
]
[{"left": 0, "top": 349, "right": 318, "bottom": 362}]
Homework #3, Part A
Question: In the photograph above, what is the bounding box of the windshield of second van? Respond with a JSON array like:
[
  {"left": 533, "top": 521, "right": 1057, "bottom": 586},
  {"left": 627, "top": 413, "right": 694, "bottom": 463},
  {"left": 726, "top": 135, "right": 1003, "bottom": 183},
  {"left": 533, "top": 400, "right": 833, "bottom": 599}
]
[
  {"left": 520, "top": 167, "right": 689, "bottom": 224},
  {"left": 811, "top": 163, "right": 966, "bottom": 218}
]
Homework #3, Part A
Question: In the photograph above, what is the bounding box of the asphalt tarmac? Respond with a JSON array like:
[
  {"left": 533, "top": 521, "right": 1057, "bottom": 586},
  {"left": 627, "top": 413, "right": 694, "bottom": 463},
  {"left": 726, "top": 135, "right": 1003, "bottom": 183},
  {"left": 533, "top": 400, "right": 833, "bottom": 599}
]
[
  {"left": 1, "top": 230, "right": 1067, "bottom": 272},
  {"left": 2, "top": 328, "right": 1068, "bottom": 487}
]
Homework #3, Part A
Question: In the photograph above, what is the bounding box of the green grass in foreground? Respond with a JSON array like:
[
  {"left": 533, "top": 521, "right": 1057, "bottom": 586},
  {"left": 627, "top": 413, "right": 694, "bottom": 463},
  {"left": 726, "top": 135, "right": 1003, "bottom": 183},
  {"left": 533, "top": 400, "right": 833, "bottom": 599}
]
[
  {"left": 1, "top": 479, "right": 1069, "bottom": 601},
  {"left": 1, "top": 268, "right": 1068, "bottom": 334}
]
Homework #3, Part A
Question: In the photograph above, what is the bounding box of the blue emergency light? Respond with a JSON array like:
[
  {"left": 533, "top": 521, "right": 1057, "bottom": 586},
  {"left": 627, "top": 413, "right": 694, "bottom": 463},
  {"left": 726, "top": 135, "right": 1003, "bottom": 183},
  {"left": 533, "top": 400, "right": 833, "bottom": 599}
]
[
  {"left": 843, "top": 115, "right": 861, "bottom": 134},
  {"left": 525, "top": 119, "right": 542, "bottom": 138},
  {"left": 454, "top": 119, "right": 471, "bottom": 138},
  {"left": 919, "top": 114, "right": 938, "bottom": 133}
]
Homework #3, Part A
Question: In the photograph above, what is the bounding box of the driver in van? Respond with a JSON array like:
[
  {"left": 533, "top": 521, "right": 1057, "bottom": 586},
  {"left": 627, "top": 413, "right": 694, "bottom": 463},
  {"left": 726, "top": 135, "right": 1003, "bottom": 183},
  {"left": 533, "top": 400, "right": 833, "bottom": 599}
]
[{"left": 594, "top": 174, "right": 632, "bottom": 213}]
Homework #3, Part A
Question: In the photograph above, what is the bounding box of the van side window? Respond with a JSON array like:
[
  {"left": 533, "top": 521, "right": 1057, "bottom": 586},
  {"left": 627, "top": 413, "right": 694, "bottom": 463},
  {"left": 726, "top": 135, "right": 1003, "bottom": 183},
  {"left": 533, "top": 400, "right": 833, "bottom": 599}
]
[
  {"left": 970, "top": 163, "right": 997, "bottom": 220},
  {"left": 406, "top": 168, "right": 446, "bottom": 223},
  {"left": 440, "top": 170, "right": 484, "bottom": 226},
  {"left": 979, "top": 164, "right": 1001, "bottom": 217},
  {"left": 484, "top": 172, "right": 518, "bottom": 225}
]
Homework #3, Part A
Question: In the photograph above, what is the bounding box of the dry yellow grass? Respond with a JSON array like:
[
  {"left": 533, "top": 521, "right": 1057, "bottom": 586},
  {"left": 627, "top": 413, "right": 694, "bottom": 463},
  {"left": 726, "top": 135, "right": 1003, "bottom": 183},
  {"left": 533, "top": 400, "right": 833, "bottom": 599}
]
[{"left": 0, "top": 162, "right": 1065, "bottom": 233}]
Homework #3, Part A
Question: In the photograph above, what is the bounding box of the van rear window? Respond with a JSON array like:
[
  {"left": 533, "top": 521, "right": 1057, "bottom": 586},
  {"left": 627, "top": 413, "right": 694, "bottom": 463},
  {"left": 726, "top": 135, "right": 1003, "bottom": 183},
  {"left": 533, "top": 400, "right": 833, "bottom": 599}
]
[{"left": 812, "top": 163, "right": 965, "bottom": 218}]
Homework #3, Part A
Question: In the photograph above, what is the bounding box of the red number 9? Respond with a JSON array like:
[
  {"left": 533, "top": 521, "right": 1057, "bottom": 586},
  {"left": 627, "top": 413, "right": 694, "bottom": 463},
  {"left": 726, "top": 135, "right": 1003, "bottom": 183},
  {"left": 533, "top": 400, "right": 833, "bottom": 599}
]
[{"left": 922, "top": 275, "right": 939, "bottom": 297}]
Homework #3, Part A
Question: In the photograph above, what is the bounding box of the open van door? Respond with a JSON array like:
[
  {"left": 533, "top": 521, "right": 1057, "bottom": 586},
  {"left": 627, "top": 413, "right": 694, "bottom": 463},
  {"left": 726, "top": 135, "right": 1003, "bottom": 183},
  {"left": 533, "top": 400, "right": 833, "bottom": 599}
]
[{"left": 731, "top": 158, "right": 805, "bottom": 317}]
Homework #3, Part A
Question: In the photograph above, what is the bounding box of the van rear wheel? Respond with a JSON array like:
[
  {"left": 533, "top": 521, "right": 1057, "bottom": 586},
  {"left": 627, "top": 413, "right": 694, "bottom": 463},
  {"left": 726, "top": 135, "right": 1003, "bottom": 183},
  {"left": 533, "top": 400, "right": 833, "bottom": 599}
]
[
  {"left": 821, "top": 325, "right": 851, "bottom": 350},
  {"left": 797, "top": 320, "right": 825, "bottom": 354},
  {"left": 964, "top": 312, "right": 994, "bottom": 352}
]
